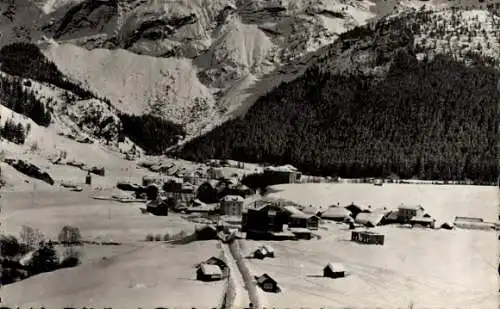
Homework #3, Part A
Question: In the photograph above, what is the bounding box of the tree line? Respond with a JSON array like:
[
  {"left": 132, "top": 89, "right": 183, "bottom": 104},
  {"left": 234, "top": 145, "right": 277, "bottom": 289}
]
[{"left": 177, "top": 50, "right": 499, "bottom": 183}]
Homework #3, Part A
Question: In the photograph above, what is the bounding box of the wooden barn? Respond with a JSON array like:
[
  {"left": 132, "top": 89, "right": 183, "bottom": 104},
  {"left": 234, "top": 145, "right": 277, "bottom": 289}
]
[
  {"left": 244, "top": 202, "right": 288, "bottom": 239},
  {"left": 146, "top": 198, "right": 168, "bottom": 216},
  {"left": 196, "top": 263, "right": 223, "bottom": 281},
  {"left": 255, "top": 273, "right": 280, "bottom": 293},
  {"left": 323, "top": 263, "right": 346, "bottom": 279},
  {"left": 409, "top": 216, "right": 435, "bottom": 228}
]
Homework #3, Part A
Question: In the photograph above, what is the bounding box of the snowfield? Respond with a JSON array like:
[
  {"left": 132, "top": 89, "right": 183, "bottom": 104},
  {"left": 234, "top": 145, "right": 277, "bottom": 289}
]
[
  {"left": 0, "top": 189, "right": 196, "bottom": 243},
  {"left": 2, "top": 240, "right": 226, "bottom": 308},
  {"left": 236, "top": 183, "right": 499, "bottom": 308},
  {"left": 242, "top": 224, "right": 497, "bottom": 308}
]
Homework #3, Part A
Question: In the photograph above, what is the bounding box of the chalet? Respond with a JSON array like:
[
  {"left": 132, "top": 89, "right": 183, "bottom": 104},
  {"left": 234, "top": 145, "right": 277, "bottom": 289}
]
[
  {"left": 283, "top": 206, "right": 320, "bottom": 230},
  {"left": 255, "top": 273, "right": 280, "bottom": 293},
  {"left": 323, "top": 263, "right": 346, "bottom": 279},
  {"left": 321, "top": 207, "right": 352, "bottom": 222},
  {"left": 263, "top": 165, "right": 302, "bottom": 184},
  {"left": 397, "top": 204, "right": 425, "bottom": 223},
  {"left": 196, "top": 263, "right": 223, "bottom": 281},
  {"left": 244, "top": 203, "right": 288, "bottom": 239},
  {"left": 220, "top": 195, "right": 245, "bottom": 216}
]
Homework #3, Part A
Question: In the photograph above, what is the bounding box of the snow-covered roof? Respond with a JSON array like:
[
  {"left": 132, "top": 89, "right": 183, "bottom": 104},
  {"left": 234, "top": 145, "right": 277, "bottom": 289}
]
[
  {"left": 262, "top": 244, "right": 274, "bottom": 253},
  {"left": 199, "top": 263, "right": 222, "bottom": 276},
  {"left": 321, "top": 207, "right": 352, "bottom": 219},
  {"left": 398, "top": 204, "right": 424, "bottom": 211},
  {"left": 325, "top": 262, "right": 346, "bottom": 273},
  {"left": 355, "top": 212, "right": 385, "bottom": 226},
  {"left": 221, "top": 195, "right": 244, "bottom": 202}
]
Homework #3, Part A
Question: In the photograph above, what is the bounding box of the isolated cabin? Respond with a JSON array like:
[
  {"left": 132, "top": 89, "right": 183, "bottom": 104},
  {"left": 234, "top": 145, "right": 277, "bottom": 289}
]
[
  {"left": 323, "top": 263, "right": 346, "bottom": 278},
  {"left": 201, "top": 256, "right": 228, "bottom": 274},
  {"left": 397, "top": 204, "right": 425, "bottom": 223},
  {"left": 262, "top": 245, "right": 275, "bottom": 257},
  {"left": 196, "top": 263, "right": 223, "bottom": 281},
  {"left": 220, "top": 195, "right": 245, "bottom": 216},
  {"left": 321, "top": 207, "right": 352, "bottom": 222},
  {"left": 351, "top": 230, "right": 385, "bottom": 245},
  {"left": 254, "top": 247, "right": 269, "bottom": 259},
  {"left": 255, "top": 273, "right": 280, "bottom": 293}
]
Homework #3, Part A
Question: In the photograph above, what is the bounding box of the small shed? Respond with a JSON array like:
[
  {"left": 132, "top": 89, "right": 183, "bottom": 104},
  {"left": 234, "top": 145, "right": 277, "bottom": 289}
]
[
  {"left": 255, "top": 273, "right": 280, "bottom": 293},
  {"left": 196, "top": 263, "right": 223, "bottom": 281},
  {"left": 351, "top": 230, "right": 385, "bottom": 245},
  {"left": 254, "top": 247, "right": 268, "bottom": 259},
  {"left": 201, "top": 256, "right": 228, "bottom": 273},
  {"left": 323, "top": 263, "right": 346, "bottom": 279},
  {"left": 440, "top": 222, "right": 454, "bottom": 230}
]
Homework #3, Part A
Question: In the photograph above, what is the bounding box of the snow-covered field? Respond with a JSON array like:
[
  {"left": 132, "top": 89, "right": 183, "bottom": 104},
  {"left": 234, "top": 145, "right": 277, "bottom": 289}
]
[
  {"left": 0, "top": 189, "right": 196, "bottom": 242},
  {"left": 242, "top": 224, "right": 497, "bottom": 308},
  {"left": 2, "top": 240, "right": 226, "bottom": 308},
  {"left": 238, "top": 183, "right": 499, "bottom": 308},
  {"left": 267, "top": 183, "right": 498, "bottom": 223}
]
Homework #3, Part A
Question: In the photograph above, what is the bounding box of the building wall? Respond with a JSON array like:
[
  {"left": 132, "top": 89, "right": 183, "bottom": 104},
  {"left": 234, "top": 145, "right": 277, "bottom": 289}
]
[{"left": 222, "top": 200, "right": 244, "bottom": 216}]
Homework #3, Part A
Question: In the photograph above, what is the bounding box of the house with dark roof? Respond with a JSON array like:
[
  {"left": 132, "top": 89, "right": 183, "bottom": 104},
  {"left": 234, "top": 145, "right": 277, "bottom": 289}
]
[
  {"left": 255, "top": 273, "right": 280, "bottom": 293},
  {"left": 263, "top": 165, "right": 302, "bottom": 184}
]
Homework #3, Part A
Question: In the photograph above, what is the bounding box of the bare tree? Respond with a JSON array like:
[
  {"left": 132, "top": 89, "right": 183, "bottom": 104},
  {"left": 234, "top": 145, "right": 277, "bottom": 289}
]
[
  {"left": 58, "top": 225, "right": 82, "bottom": 246},
  {"left": 19, "top": 225, "right": 44, "bottom": 250}
]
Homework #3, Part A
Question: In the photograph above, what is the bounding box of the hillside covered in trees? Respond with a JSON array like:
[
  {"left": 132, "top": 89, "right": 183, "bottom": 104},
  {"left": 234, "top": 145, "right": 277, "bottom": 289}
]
[
  {"left": 119, "top": 114, "right": 186, "bottom": 155},
  {"left": 177, "top": 13, "right": 500, "bottom": 184}
]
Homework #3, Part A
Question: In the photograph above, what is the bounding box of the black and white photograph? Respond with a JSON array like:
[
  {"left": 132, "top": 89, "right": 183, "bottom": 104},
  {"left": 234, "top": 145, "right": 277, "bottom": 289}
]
[{"left": 0, "top": 0, "right": 498, "bottom": 308}]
